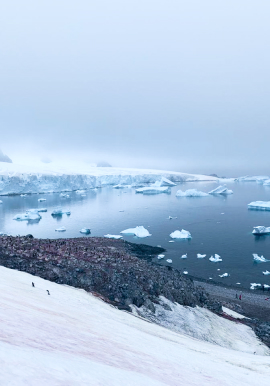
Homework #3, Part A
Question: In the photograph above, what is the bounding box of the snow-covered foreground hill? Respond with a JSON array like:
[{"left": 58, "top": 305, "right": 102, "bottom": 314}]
[
  {"left": 0, "top": 162, "right": 217, "bottom": 195},
  {"left": 1, "top": 266, "right": 270, "bottom": 385}
]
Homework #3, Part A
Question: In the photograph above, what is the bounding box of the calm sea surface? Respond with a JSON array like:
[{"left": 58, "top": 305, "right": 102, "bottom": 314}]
[{"left": 1, "top": 181, "right": 270, "bottom": 289}]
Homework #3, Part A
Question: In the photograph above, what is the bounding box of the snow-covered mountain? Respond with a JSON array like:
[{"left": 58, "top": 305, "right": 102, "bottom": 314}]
[
  {"left": 0, "top": 162, "right": 217, "bottom": 195},
  {"left": 0, "top": 266, "right": 269, "bottom": 385}
]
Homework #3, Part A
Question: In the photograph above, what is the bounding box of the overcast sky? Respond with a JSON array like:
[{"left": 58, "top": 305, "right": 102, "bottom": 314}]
[{"left": 0, "top": 0, "right": 269, "bottom": 176}]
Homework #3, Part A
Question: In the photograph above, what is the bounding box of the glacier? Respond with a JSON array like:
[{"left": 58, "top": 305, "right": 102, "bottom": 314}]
[
  {"left": 170, "top": 230, "right": 192, "bottom": 239},
  {"left": 176, "top": 189, "right": 209, "bottom": 197},
  {"left": 0, "top": 162, "right": 217, "bottom": 195},
  {"left": 248, "top": 201, "right": 270, "bottom": 211},
  {"left": 208, "top": 185, "right": 233, "bottom": 195}
]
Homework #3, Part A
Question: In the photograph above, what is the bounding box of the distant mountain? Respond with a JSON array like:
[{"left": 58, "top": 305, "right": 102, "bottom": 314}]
[{"left": 0, "top": 149, "right": 12, "bottom": 163}]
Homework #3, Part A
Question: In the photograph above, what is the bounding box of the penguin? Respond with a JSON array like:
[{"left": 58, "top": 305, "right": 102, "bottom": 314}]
[
  {"left": 32, "top": 282, "right": 35, "bottom": 287},
  {"left": 46, "top": 290, "right": 50, "bottom": 295}
]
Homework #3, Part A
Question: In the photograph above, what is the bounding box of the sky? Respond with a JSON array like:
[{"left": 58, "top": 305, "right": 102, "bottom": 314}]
[{"left": 0, "top": 0, "right": 270, "bottom": 176}]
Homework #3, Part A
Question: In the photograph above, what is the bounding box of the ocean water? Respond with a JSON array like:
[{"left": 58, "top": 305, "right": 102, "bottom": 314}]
[{"left": 1, "top": 181, "right": 270, "bottom": 289}]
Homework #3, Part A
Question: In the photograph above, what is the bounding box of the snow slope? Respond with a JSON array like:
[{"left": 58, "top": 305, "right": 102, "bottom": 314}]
[
  {"left": 0, "top": 266, "right": 270, "bottom": 385},
  {"left": 0, "top": 162, "right": 217, "bottom": 195}
]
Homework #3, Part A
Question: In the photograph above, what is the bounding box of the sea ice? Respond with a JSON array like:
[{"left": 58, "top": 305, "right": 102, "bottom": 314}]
[
  {"left": 166, "top": 259, "right": 172, "bottom": 263},
  {"left": 237, "top": 176, "right": 269, "bottom": 182},
  {"left": 20, "top": 194, "right": 27, "bottom": 197},
  {"left": 197, "top": 254, "right": 206, "bottom": 258},
  {"left": 38, "top": 198, "right": 46, "bottom": 202},
  {"left": 151, "top": 177, "right": 176, "bottom": 187},
  {"left": 76, "top": 190, "right": 86, "bottom": 194},
  {"left": 80, "top": 228, "right": 91, "bottom": 234},
  {"left": 59, "top": 193, "right": 70, "bottom": 198},
  {"left": 219, "top": 273, "right": 229, "bottom": 278},
  {"left": 113, "top": 184, "right": 131, "bottom": 189},
  {"left": 13, "top": 209, "right": 41, "bottom": 221},
  {"left": 176, "top": 189, "right": 209, "bottom": 197},
  {"left": 55, "top": 227, "right": 66, "bottom": 232},
  {"left": 120, "top": 226, "right": 151, "bottom": 238},
  {"left": 51, "top": 208, "right": 71, "bottom": 216},
  {"left": 208, "top": 185, "right": 233, "bottom": 195},
  {"left": 252, "top": 226, "right": 270, "bottom": 235},
  {"left": 263, "top": 179, "right": 270, "bottom": 186},
  {"left": 248, "top": 201, "right": 270, "bottom": 211},
  {"left": 0, "top": 200, "right": 2, "bottom": 204},
  {"left": 181, "top": 254, "right": 187, "bottom": 259},
  {"left": 170, "top": 230, "right": 192, "bottom": 239},
  {"left": 157, "top": 254, "right": 165, "bottom": 259},
  {"left": 136, "top": 186, "right": 171, "bottom": 194},
  {"left": 168, "top": 216, "right": 177, "bottom": 219},
  {"left": 209, "top": 254, "right": 222, "bottom": 262},
  {"left": 104, "top": 234, "right": 123, "bottom": 239},
  {"left": 253, "top": 254, "right": 269, "bottom": 263},
  {"left": 263, "top": 271, "right": 270, "bottom": 275},
  {"left": 250, "top": 283, "right": 261, "bottom": 290}
]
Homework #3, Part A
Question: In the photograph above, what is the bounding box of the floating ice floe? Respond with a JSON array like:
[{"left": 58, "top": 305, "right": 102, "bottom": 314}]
[
  {"left": 169, "top": 240, "right": 174, "bottom": 243},
  {"left": 136, "top": 186, "right": 171, "bottom": 195},
  {"left": 208, "top": 185, "right": 233, "bottom": 195},
  {"left": 55, "top": 227, "right": 66, "bottom": 232},
  {"left": 263, "top": 179, "right": 270, "bottom": 186},
  {"left": 80, "top": 228, "right": 91, "bottom": 234},
  {"left": 104, "top": 234, "right": 123, "bottom": 239},
  {"left": 170, "top": 230, "right": 192, "bottom": 239},
  {"left": 30, "top": 208, "right": 47, "bottom": 212},
  {"left": 168, "top": 216, "right": 177, "bottom": 219},
  {"left": 197, "top": 254, "right": 206, "bottom": 258},
  {"left": 120, "top": 226, "right": 151, "bottom": 238},
  {"left": 76, "top": 190, "right": 86, "bottom": 195},
  {"left": 253, "top": 254, "right": 269, "bottom": 263},
  {"left": 176, "top": 189, "right": 209, "bottom": 197},
  {"left": 237, "top": 176, "right": 269, "bottom": 182},
  {"left": 252, "top": 226, "right": 270, "bottom": 235},
  {"left": 236, "top": 282, "right": 241, "bottom": 285},
  {"left": 250, "top": 283, "right": 261, "bottom": 290},
  {"left": 181, "top": 254, "right": 187, "bottom": 259},
  {"left": 248, "top": 201, "right": 270, "bottom": 211},
  {"left": 219, "top": 273, "right": 229, "bottom": 278},
  {"left": 38, "top": 198, "right": 46, "bottom": 202},
  {"left": 166, "top": 259, "right": 172, "bottom": 263},
  {"left": 0, "top": 200, "right": 2, "bottom": 204},
  {"left": 13, "top": 209, "right": 42, "bottom": 221},
  {"left": 59, "top": 193, "right": 70, "bottom": 198},
  {"left": 183, "top": 271, "right": 188, "bottom": 275},
  {"left": 209, "top": 254, "right": 222, "bottom": 262},
  {"left": 157, "top": 254, "right": 165, "bottom": 259},
  {"left": 263, "top": 270, "right": 270, "bottom": 275},
  {"left": 113, "top": 184, "right": 131, "bottom": 189},
  {"left": 263, "top": 284, "right": 270, "bottom": 289},
  {"left": 151, "top": 177, "right": 176, "bottom": 187},
  {"left": 20, "top": 194, "right": 27, "bottom": 197},
  {"left": 51, "top": 208, "right": 71, "bottom": 216}
]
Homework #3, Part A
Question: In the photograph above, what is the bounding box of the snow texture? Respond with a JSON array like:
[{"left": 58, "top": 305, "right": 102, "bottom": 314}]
[
  {"left": 120, "top": 226, "right": 151, "bottom": 238},
  {"left": 248, "top": 201, "right": 270, "bottom": 211},
  {"left": 170, "top": 230, "right": 192, "bottom": 239},
  {"left": 0, "top": 162, "right": 217, "bottom": 195},
  {"left": 176, "top": 189, "right": 209, "bottom": 197},
  {"left": 208, "top": 185, "right": 233, "bottom": 195}
]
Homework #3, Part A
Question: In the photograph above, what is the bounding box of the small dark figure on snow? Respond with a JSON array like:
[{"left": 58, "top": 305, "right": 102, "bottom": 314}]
[
  {"left": 46, "top": 290, "right": 50, "bottom": 295},
  {"left": 235, "top": 293, "right": 238, "bottom": 299},
  {"left": 32, "top": 282, "right": 35, "bottom": 287}
]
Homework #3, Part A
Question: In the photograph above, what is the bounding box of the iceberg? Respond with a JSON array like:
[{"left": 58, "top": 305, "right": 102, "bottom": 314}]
[
  {"left": 120, "top": 226, "right": 151, "bottom": 238},
  {"left": 183, "top": 271, "right": 188, "bottom": 275},
  {"left": 157, "top": 254, "right": 165, "bottom": 259},
  {"left": 20, "top": 194, "right": 27, "bottom": 197},
  {"left": 38, "top": 198, "right": 46, "bottom": 202},
  {"left": 55, "top": 227, "right": 66, "bottom": 232},
  {"left": 176, "top": 189, "right": 209, "bottom": 197},
  {"left": 104, "top": 234, "right": 123, "bottom": 239},
  {"left": 59, "top": 193, "right": 70, "bottom": 198},
  {"left": 263, "top": 270, "right": 270, "bottom": 275},
  {"left": 166, "top": 259, "right": 172, "bottom": 263},
  {"left": 250, "top": 283, "right": 261, "bottom": 290},
  {"left": 197, "top": 254, "right": 206, "bottom": 258},
  {"left": 248, "top": 201, "right": 270, "bottom": 211},
  {"left": 208, "top": 185, "right": 233, "bottom": 195},
  {"left": 13, "top": 209, "right": 42, "bottom": 221},
  {"left": 181, "top": 254, "right": 187, "bottom": 259},
  {"left": 168, "top": 216, "right": 177, "bottom": 219},
  {"left": 0, "top": 200, "right": 2, "bottom": 204},
  {"left": 113, "top": 184, "right": 131, "bottom": 189},
  {"left": 170, "top": 230, "right": 191, "bottom": 239},
  {"left": 76, "top": 190, "right": 86, "bottom": 195},
  {"left": 263, "top": 179, "right": 270, "bottom": 186},
  {"left": 136, "top": 186, "right": 171, "bottom": 194},
  {"left": 80, "top": 228, "right": 91, "bottom": 234},
  {"left": 252, "top": 226, "right": 270, "bottom": 235},
  {"left": 51, "top": 208, "right": 71, "bottom": 216},
  {"left": 151, "top": 177, "right": 176, "bottom": 187},
  {"left": 209, "top": 254, "right": 222, "bottom": 262},
  {"left": 219, "top": 273, "right": 229, "bottom": 278},
  {"left": 253, "top": 254, "right": 269, "bottom": 263}
]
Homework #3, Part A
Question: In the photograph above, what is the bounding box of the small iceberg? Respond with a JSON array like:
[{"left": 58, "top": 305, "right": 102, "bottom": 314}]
[
  {"left": 113, "top": 184, "right": 131, "bottom": 189},
  {"left": 0, "top": 200, "right": 2, "bottom": 204},
  {"left": 263, "top": 179, "right": 270, "bottom": 186},
  {"left": 51, "top": 208, "right": 71, "bottom": 216},
  {"left": 31, "top": 208, "right": 47, "bottom": 212},
  {"left": 170, "top": 230, "right": 191, "bottom": 239},
  {"left": 168, "top": 216, "right": 177, "bottom": 220},
  {"left": 219, "top": 273, "right": 229, "bottom": 278},
  {"left": 55, "top": 227, "right": 66, "bottom": 232},
  {"left": 208, "top": 185, "right": 233, "bottom": 195},
  {"left": 20, "top": 194, "right": 27, "bottom": 197},
  {"left": 104, "top": 234, "right": 123, "bottom": 239},
  {"left": 181, "top": 254, "right": 187, "bottom": 259},
  {"left": 80, "top": 228, "right": 91, "bottom": 234},
  {"left": 76, "top": 190, "right": 86, "bottom": 195},
  {"left": 176, "top": 189, "right": 209, "bottom": 197},
  {"left": 237, "top": 176, "right": 269, "bottom": 182},
  {"left": 263, "top": 270, "right": 270, "bottom": 275},
  {"left": 209, "top": 254, "right": 222, "bottom": 262},
  {"left": 183, "top": 271, "right": 188, "bottom": 275},
  {"left": 253, "top": 254, "right": 269, "bottom": 263},
  {"left": 157, "top": 254, "right": 165, "bottom": 259},
  {"left": 250, "top": 283, "right": 261, "bottom": 290},
  {"left": 120, "top": 226, "right": 151, "bottom": 238},
  {"left": 166, "top": 259, "right": 172, "bottom": 263},
  {"left": 59, "top": 193, "right": 70, "bottom": 198},
  {"left": 252, "top": 226, "right": 270, "bottom": 235},
  {"left": 136, "top": 186, "right": 171, "bottom": 195},
  {"left": 13, "top": 209, "right": 41, "bottom": 221},
  {"left": 248, "top": 201, "right": 270, "bottom": 211},
  {"left": 38, "top": 198, "right": 46, "bottom": 202},
  {"left": 197, "top": 254, "right": 206, "bottom": 258},
  {"left": 151, "top": 177, "right": 176, "bottom": 187}
]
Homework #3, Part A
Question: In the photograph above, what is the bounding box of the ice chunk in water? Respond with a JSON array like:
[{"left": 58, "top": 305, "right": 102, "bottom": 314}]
[
  {"left": 51, "top": 207, "right": 71, "bottom": 216},
  {"left": 219, "top": 273, "right": 229, "bottom": 278},
  {"left": 248, "top": 201, "right": 270, "bottom": 211},
  {"left": 0, "top": 200, "right": 2, "bottom": 204},
  {"left": 166, "top": 259, "right": 172, "bottom": 263},
  {"left": 209, "top": 254, "right": 222, "bottom": 262},
  {"left": 250, "top": 283, "right": 261, "bottom": 290},
  {"left": 183, "top": 271, "right": 188, "bottom": 275},
  {"left": 197, "top": 254, "right": 206, "bottom": 258},
  {"left": 157, "top": 254, "right": 165, "bottom": 259},
  {"left": 208, "top": 185, "right": 233, "bottom": 195},
  {"left": 59, "top": 193, "right": 70, "bottom": 198},
  {"left": 104, "top": 234, "right": 123, "bottom": 239},
  {"left": 170, "top": 230, "right": 191, "bottom": 239},
  {"left": 263, "top": 179, "right": 270, "bottom": 186},
  {"left": 176, "top": 189, "right": 208, "bottom": 197},
  {"left": 38, "top": 198, "right": 46, "bottom": 202},
  {"left": 113, "top": 184, "right": 131, "bottom": 189},
  {"left": 80, "top": 228, "right": 91, "bottom": 234},
  {"left": 151, "top": 177, "right": 176, "bottom": 187},
  {"left": 55, "top": 227, "right": 66, "bottom": 232},
  {"left": 181, "top": 254, "right": 187, "bottom": 259},
  {"left": 13, "top": 209, "right": 41, "bottom": 221},
  {"left": 252, "top": 226, "right": 270, "bottom": 235},
  {"left": 263, "top": 270, "right": 270, "bottom": 275},
  {"left": 136, "top": 186, "right": 171, "bottom": 194},
  {"left": 120, "top": 226, "right": 151, "bottom": 238},
  {"left": 76, "top": 190, "right": 86, "bottom": 194},
  {"left": 253, "top": 254, "right": 269, "bottom": 263}
]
